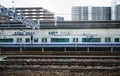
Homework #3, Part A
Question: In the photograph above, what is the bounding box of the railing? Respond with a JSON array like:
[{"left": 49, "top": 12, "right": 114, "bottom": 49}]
[{"left": 0, "top": 43, "right": 120, "bottom": 47}]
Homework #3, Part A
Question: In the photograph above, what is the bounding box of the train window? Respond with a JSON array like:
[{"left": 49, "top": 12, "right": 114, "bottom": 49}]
[
  {"left": 42, "top": 38, "right": 47, "bottom": 42},
  {"left": 17, "top": 38, "right": 22, "bottom": 42},
  {"left": 0, "top": 38, "right": 13, "bottom": 42},
  {"left": 115, "top": 38, "right": 119, "bottom": 42},
  {"left": 82, "top": 38, "right": 101, "bottom": 42},
  {"left": 51, "top": 38, "right": 69, "bottom": 42},
  {"left": 73, "top": 38, "right": 78, "bottom": 42},
  {"left": 25, "top": 38, "right": 30, "bottom": 42},
  {"left": 105, "top": 38, "right": 111, "bottom": 42},
  {"left": 34, "top": 38, "right": 38, "bottom": 42}
]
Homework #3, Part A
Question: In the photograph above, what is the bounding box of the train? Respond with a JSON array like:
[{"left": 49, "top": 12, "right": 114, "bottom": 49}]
[
  {"left": 0, "top": 35, "right": 119, "bottom": 44},
  {"left": 0, "top": 33, "right": 119, "bottom": 46},
  {"left": 0, "top": 20, "right": 120, "bottom": 50}
]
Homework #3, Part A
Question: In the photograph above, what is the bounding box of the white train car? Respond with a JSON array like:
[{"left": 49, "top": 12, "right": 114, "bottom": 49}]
[
  {"left": 0, "top": 29, "right": 120, "bottom": 44},
  {"left": 0, "top": 21, "right": 120, "bottom": 51}
]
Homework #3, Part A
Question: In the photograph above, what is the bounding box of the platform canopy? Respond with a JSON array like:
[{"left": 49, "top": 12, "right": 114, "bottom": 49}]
[{"left": 0, "top": 5, "right": 39, "bottom": 29}]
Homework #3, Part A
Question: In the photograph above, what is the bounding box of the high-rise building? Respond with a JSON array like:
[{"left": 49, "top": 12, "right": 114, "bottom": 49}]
[
  {"left": 111, "top": 0, "right": 117, "bottom": 20},
  {"left": 72, "top": 6, "right": 111, "bottom": 21},
  {"left": 92, "top": 7, "right": 111, "bottom": 20},
  {"left": 0, "top": 7, "right": 55, "bottom": 22},
  {"left": 116, "top": 4, "right": 120, "bottom": 20},
  {"left": 111, "top": 0, "right": 120, "bottom": 20},
  {"left": 15, "top": 7, "right": 55, "bottom": 21},
  {"left": 72, "top": 6, "right": 88, "bottom": 21}
]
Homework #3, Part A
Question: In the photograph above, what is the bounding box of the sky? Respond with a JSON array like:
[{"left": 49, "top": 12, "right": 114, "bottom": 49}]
[{"left": 0, "top": 0, "right": 119, "bottom": 20}]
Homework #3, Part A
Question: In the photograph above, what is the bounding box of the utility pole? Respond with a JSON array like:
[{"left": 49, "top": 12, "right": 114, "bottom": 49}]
[{"left": 12, "top": 0, "right": 15, "bottom": 12}]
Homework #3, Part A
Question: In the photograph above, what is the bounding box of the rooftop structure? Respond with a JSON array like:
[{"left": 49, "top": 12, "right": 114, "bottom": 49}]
[{"left": 0, "top": 20, "right": 119, "bottom": 29}]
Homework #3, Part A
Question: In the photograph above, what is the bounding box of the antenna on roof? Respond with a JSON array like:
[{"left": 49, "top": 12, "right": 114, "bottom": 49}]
[{"left": 54, "top": 17, "right": 57, "bottom": 26}]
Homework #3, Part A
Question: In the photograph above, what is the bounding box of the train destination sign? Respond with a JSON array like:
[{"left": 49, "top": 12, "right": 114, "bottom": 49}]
[{"left": 0, "top": 5, "right": 39, "bottom": 29}]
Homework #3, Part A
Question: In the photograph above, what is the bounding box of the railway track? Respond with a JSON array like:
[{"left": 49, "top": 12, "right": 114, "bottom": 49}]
[
  {"left": 1, "top": 67, "right": 120, "bottom": 71},
  {"left": 0, "top": 51, "right": 120, "bottom": 76},
  {"left": 0, "top": 55, "right": 120, "bottom": 66},
  {"left": 3, "top": 55, "right": 120, "bottom": 59},
  {"left": 1, "top": 51, "right": 120, "bottom": 56},
  {"left": 0, "top": 60, "right": 120, "bottom": 66}
]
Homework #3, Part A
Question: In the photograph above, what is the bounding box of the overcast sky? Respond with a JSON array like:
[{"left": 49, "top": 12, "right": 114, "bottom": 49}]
[{"left": 0, "top": 0, "right": 119, "bottom": 20}]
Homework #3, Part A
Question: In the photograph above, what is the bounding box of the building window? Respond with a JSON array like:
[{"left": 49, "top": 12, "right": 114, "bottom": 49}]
[
  {"left": 73, "top": 38, "right": 78, "bottom": 42},
  {"left": 42, "top": 38, "right": 47, "bottom": 42},
  {"left": 105, "top": 38, "right": 111, "bottom": 42},
  {"left": 115, "top": 38, "right": 119, "bottom": 42}
]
